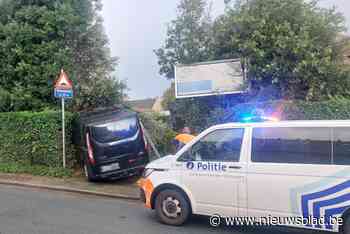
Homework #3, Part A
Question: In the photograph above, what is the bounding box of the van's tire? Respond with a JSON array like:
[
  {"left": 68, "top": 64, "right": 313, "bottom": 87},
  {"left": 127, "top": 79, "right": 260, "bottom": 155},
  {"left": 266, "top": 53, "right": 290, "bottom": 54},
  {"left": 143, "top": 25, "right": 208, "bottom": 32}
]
[
  {"left": 84, "top": 160, "right": 98, "bottom": 182},
  {"left": 155, "top": 189, "right": 190, "bottom": 226}
]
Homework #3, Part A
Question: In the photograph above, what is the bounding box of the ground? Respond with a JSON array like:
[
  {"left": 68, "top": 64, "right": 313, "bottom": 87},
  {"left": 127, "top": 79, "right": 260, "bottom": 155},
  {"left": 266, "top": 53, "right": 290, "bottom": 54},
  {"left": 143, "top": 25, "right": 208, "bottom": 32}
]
[
  {"left": 0, "top": 185, "right": 323, "bottom": 234},
  {"left": 0, "top": 173, "right": 139, "bottom": 199}
]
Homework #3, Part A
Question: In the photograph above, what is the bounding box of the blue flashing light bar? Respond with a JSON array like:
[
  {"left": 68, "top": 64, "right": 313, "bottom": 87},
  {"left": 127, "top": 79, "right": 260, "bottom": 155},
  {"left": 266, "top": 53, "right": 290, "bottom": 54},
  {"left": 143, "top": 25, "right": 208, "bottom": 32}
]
[{"left": 239, "top": 114, "right": 279, "bottom": 123}]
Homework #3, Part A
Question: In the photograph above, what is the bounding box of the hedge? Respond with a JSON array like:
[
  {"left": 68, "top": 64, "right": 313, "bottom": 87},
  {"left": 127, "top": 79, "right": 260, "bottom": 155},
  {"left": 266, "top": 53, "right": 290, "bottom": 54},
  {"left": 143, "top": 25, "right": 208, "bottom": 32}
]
[
  {"left": 139, "top": 112, "right": 177, "bottom": 158},
  {"left": 3, "top": 99, "right": 349, "bottom": 173},
  {"left": 169, "top": 98, "right": 350, "bottom": 132},
  {"left": 0, "top": 162, "right": 73, "bottom": 178},
  {"left": 0, "top": 111, "right": 75, "bottom": 169},
  {"left": 232, "top": 98, "right": 350, "bottom": 121}
]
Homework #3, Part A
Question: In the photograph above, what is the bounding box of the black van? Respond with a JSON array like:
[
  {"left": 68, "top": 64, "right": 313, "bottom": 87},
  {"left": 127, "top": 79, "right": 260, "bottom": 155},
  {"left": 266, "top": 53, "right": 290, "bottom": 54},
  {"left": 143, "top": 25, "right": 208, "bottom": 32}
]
[{"left": 73, "top": 109, "right": 149, "bottom": 181}]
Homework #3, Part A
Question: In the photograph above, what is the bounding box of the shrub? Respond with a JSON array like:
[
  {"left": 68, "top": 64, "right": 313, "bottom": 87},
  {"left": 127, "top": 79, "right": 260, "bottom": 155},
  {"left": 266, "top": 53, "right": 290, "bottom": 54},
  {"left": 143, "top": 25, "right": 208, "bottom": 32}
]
[
  {"left": 169, "top": 98, "right": 350, "bottom": 133},
  {"left": 0, "top": 162, "right": 73, "bottom": 178},
  {"left": 139, "top": 112, "right": 177, "bottom": 158},
  {"left": 232, "top": 98, "right": 350, "bottom": 121},
  {"left": 0, "top": 111, "right": 75, "bottom": 169},
  {"left": 169, "top": 95, "right": 244, "bottom": 133}
]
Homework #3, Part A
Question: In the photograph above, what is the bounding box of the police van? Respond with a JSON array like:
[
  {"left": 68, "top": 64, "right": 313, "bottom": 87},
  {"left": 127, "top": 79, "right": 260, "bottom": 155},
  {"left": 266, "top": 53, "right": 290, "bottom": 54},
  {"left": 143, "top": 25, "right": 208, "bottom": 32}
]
[{"left": 138, "top": 119, "right": 350, "bottom": 233}]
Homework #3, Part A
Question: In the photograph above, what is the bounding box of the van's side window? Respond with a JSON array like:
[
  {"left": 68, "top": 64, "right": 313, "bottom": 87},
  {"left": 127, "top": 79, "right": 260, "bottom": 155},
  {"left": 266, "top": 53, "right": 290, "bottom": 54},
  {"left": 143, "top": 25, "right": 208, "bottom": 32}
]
[
  {"left": 179, "top": 128, "right": 244, "bottom": 162},
  {"left": 333, "top": 128, "right": 350, "bottom": 165},
  {"left": 252, "top": 127, "right": 332, "bottom": 164}
]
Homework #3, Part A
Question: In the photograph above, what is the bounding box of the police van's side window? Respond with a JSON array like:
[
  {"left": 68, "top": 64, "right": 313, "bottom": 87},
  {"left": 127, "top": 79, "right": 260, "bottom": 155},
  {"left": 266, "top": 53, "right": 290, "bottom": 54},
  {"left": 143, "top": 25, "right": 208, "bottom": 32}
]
[
  {"left": 179, "top": 128, "right": 244, "bottom": 162},
  {"left": 252, "top": 127, "right": 332, "bottom": 164},
  {"left": 333, "top": 128, "right": 350, "bottom": 165}
]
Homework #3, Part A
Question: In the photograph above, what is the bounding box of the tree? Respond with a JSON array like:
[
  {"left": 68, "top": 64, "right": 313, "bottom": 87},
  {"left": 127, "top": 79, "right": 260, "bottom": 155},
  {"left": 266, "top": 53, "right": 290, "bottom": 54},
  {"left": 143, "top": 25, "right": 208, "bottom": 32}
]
[
  {"left": 223, "top": 0, "right": 350, "bottom": 100},
  {"left": 158, "top": 0, "right": 350, "bottom": 131},
  {"left": 161, "top": 83, "right": 176, "bottom": 110},
  {"left": 211, "top": 14, "right": 241, "bottom": 60},
  {"left": 67, "top": 0, "right": 125, "bottom": 111},
  {"left": 0, "top": 0, "right": 125, "bottom": 112},
  {"left": 155, "top": 0, "right": 213, "bottom": 79},
  {"left": 156, "top": 0, "right": 219, "bottom": 131}
]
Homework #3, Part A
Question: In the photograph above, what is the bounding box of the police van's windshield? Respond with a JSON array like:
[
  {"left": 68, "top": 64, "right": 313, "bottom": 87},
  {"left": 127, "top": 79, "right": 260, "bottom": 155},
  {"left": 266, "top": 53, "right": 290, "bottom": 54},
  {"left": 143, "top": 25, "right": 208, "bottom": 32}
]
[{"left": 91, "top": 117, "right": 139, "bottom": 143}]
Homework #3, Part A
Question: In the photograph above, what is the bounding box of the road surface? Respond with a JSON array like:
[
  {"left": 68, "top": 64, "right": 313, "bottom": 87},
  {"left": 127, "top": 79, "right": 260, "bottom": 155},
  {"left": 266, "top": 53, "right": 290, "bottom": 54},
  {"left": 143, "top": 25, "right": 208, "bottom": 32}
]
[{"left": 0, "top": 185, "right": 321, "bottom": 234}]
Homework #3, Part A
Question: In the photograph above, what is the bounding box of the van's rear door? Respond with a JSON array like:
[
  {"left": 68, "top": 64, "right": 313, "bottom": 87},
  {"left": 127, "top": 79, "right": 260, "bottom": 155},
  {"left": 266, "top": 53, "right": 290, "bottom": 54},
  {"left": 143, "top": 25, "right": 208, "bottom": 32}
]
[{"left": 89, "top": 115, "right": 147, "bottom": 167}]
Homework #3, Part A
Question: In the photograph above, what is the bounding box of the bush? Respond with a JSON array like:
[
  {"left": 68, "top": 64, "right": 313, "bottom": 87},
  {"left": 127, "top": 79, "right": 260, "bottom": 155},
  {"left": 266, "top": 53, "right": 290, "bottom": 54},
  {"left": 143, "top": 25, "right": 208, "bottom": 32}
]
[
  {"left": 232, "top": 98, "right": 350, "bottom": 121},
  {"left": 169, "top": 97, "right": 350, "bottom": 133},
  {"left": 139, "top": 112, "right": 177, "bottom": 158},
  {"left": 0, "top": 163, "right": 73, "bottom": 178},
  {"left": 169, "top": 94, "right": 244, "bottom": 133},
  {"left": 0, "top": 111, "right": 75, "bottom": 169}
]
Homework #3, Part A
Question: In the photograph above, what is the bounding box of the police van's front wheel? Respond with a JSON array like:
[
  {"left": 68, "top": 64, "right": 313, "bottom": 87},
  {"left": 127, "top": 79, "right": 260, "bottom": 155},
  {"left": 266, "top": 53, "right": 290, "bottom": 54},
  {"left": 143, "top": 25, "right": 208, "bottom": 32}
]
[
  {"left": 155, "top": 189, "right": 190, "bottom": 226},
  {"left": 343, "top": 214, "right": 350, "bottom": 234}
]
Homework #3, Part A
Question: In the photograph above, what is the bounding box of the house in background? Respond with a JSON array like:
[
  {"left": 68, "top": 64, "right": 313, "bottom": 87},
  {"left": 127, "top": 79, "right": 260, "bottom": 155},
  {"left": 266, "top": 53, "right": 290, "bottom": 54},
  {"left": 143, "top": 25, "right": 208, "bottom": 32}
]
[
  {"left": 126, "top": 98, "right": 155, "bottom": 112},
  {"left": 151, "top": 97, "right": 170, "bottom": 115},
  {"left": 127, "top": 97, "right": 170, "bottom": 115}
]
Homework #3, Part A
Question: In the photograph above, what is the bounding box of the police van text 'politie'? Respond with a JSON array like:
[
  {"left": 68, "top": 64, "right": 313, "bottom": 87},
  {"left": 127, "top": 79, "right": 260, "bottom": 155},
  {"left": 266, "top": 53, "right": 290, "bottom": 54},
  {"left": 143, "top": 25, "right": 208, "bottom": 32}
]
[{"left": 186, "top": 162, "right": 227, "bottom": 172}]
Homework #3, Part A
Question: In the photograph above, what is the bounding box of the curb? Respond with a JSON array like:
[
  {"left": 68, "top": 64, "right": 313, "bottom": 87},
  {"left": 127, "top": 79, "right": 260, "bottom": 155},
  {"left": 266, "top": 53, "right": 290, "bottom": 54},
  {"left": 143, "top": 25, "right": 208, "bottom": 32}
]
[{"left": 0, "top": 180, "right": 140, "bottom": 201}]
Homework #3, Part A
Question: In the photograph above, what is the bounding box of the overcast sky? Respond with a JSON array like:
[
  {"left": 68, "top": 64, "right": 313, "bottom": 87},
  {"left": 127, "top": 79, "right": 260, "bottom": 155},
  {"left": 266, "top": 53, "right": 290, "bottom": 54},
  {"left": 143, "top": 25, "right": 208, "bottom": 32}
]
[{"left": 101, "top": 0, "right": 350, "bottom": 100}]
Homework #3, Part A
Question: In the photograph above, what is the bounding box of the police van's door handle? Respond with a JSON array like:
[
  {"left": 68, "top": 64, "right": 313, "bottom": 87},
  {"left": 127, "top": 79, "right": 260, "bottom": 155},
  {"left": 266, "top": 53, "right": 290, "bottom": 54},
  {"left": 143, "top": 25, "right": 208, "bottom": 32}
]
[{"left": 229, "top": 166, "right": 242, "bottom": 170}]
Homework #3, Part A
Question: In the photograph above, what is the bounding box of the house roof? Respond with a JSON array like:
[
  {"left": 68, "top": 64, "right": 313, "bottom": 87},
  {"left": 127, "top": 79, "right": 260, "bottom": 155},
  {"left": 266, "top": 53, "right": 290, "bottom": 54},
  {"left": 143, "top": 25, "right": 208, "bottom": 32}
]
[{"left": 126, "top": 98, "right": 156, "bottom": 112}]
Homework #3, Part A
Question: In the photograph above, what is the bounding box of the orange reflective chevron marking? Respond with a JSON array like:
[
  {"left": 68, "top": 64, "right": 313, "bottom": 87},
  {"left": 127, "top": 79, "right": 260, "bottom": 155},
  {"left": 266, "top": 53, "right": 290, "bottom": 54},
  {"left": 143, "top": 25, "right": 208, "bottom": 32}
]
[{"left": 137, "top": 178, "right": 154, "bottom": 208}]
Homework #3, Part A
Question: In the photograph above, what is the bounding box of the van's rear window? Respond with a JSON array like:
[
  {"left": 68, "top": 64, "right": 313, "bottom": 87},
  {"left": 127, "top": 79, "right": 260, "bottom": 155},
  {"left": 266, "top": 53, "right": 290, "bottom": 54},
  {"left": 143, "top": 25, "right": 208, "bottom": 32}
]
[{"left": 91, "top": 117, "right": 138, "bottom": 143}]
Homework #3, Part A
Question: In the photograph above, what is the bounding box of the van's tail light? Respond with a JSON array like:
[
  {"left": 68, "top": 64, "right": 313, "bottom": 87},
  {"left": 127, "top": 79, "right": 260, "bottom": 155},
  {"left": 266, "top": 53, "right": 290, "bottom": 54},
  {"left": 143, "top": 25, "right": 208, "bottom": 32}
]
[
  {"left": 86, "top": 133, "right": 96, "bottom": 165},
  {"left": 128, "top": 159, "right": 137, "bottom": 163}
]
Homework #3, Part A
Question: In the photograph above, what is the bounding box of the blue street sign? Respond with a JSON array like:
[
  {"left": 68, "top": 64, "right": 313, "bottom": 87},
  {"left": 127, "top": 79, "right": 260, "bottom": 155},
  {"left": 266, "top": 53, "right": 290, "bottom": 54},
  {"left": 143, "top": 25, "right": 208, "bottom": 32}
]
[{"left": 54, "top": 89, "right": 73, "bottom": 99}]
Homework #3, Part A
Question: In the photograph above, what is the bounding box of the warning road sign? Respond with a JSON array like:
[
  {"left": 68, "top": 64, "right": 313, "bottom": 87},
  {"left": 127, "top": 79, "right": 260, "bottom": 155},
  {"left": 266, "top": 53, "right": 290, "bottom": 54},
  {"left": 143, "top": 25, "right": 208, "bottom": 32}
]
[
  {"left": 55, "top": 69, "right": 73, "bottom": 90},
  {"left": 54, "top": 69, "right": 73, "bottom": 99}
]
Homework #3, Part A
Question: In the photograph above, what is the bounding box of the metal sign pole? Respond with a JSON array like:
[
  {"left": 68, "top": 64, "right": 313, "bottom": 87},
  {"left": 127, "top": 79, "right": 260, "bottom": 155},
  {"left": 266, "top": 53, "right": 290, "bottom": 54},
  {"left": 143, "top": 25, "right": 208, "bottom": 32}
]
[
  {"left": 55, "top": 69, "right": 72, "bottom": 169},
  {"left": 61, "top": 98, "right": 66, "bottom": 168}
]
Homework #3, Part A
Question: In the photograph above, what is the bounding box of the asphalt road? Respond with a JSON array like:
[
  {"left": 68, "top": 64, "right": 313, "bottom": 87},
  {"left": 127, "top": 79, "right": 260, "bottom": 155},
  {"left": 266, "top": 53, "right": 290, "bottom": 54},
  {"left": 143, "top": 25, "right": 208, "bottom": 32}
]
[{"left": 0, "top": 185, "right": 324, "bottom": 234}]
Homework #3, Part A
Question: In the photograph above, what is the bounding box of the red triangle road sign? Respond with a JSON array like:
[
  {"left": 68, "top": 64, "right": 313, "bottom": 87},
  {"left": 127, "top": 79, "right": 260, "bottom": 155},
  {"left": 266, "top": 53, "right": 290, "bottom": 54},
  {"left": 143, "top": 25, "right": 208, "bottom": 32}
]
[{"left": 55, "top": 69, "right": 73, "bottom": 89}]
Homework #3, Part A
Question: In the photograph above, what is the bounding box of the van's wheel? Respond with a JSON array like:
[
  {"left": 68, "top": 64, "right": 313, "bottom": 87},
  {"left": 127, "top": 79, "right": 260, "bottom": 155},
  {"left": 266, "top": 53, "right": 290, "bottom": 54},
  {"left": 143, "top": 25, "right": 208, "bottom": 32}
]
[
  {"left": 155, "top": 189, "right": 190, "bottom": 226},
  {"left": 83, "top": 160, "right": 98, "bottom": 182}
]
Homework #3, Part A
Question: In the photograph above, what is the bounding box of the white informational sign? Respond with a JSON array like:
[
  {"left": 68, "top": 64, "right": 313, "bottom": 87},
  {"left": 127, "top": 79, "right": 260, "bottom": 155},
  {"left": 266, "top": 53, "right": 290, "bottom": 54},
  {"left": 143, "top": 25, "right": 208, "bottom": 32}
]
[{"left": 175, "top": 59, "right": 245, "bottom": 98}]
